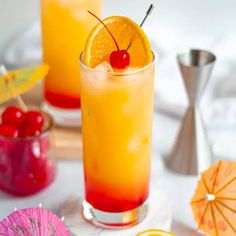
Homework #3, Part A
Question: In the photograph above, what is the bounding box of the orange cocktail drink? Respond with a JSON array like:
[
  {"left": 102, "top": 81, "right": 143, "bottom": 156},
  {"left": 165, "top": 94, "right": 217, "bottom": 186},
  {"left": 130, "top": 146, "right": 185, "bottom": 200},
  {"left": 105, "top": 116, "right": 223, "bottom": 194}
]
[
  {"left": 80, "top": 60, "right": 154, "bottom": 211},
  {"left": 80, "top": 14, "right": 155, "bottom": 227},
  {"left": 40, "top": 0, "right": 101, "bottom": 121}
]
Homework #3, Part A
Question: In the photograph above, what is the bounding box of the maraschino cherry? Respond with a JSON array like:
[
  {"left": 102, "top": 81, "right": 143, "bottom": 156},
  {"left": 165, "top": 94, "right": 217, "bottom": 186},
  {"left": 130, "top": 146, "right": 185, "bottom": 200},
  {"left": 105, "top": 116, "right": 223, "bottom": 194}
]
[
  {"left": 24, "top": 111, "right": 45, "bottom": 130},
  {"left": 1, "top": 106, "right": 24, "bottom": 128},
  {"left": 20, "top": 111, "right": 45, "bottom": 137},
  {"left": 88, "top": 11, "right": 130, "bottom": 69},
  {"left": 110, "top": 50, "right": 130, "bottom": 69},
  {"left": 0, "top": 124, "right": 18, "bottom": 138},
  {"left": 0, "top": 107, "right": 45, "bottom": 138}
]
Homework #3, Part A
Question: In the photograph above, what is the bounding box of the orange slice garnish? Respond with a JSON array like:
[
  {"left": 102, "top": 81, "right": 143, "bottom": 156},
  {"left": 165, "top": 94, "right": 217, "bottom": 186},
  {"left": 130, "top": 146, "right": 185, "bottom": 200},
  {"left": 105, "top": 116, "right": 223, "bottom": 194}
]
[
  {"left": 83, "top": 16, "right": 152, "bottom": 68},
  {"left": 136, "top": 229, "right": 176, "bottom": 236}
]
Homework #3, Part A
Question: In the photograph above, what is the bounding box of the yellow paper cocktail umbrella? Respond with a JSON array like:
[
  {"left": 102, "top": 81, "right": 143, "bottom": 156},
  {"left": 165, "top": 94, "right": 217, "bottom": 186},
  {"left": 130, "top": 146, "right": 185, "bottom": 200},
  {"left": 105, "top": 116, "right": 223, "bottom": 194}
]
[
  {"left": 191, "top": 160, "right": 236, "bottom": 236},
  {"left": 0, "top": 64, "right": 49, "bottom": 110}
]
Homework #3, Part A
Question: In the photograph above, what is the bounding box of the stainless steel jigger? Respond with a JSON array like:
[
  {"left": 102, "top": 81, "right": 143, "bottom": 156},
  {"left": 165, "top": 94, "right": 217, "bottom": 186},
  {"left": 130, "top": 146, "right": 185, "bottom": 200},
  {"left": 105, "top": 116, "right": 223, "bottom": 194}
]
[{"left": 166, "top": 49, "right": 216, "bottom": 175}]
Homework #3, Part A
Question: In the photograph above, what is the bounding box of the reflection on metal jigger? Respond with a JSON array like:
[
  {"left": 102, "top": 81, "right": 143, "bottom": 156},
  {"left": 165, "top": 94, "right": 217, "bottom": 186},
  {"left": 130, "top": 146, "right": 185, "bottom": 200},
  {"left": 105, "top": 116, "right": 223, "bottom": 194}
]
[{"left": 166, "top": 49, "right": 216, "bottom": 175}]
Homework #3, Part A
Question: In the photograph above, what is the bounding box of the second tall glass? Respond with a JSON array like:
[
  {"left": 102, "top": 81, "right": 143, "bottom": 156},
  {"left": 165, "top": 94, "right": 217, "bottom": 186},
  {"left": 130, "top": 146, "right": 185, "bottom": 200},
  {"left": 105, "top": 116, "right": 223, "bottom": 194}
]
[
  {"left": 80, "top": 55, "right": 155, "bottom": 228},
  {"left": 41, "top": 0, "right": 102, "bottom": 126}
]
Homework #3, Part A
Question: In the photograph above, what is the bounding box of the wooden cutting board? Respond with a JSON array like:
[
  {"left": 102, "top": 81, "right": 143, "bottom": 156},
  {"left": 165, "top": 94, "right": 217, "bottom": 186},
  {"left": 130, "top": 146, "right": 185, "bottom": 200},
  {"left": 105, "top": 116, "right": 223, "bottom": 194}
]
[
  {"left": 52, "top": 125, "right": 82, "bottom": 160},
  {"left": 0, "top": 81, "right": 82, "bottom": 161}
]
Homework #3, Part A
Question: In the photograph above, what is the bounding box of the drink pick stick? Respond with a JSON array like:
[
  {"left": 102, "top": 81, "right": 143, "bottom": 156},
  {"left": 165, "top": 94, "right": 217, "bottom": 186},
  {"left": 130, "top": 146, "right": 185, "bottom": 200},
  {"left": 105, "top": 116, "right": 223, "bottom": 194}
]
[
  {"left": 140, "top": 4, "right": 155, "bottom": 27},
  {"left": 0, "top": 65, "right": 28, "bottom": 112},
  {"left": 127, "top": 3, "right": 155, "bottom": 50}
]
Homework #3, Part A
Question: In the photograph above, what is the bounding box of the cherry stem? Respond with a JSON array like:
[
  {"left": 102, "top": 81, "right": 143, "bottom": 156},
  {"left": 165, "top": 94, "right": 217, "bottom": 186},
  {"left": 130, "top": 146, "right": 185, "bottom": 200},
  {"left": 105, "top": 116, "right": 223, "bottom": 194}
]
[{"left": 87, "top": 11, "right": 120, "bottom": 52}]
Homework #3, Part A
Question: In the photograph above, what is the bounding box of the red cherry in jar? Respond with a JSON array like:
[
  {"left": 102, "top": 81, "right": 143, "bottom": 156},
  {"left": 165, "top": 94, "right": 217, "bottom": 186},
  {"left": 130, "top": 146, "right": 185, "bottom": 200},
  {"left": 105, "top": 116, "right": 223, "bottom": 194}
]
[
  {"left": 0, "top": 124, "right": 18, "bottom": 138},
  {"left": 87, "top": 11, "right": 130, "bottom": 70},
  {"left": 21, "top": 127, "right": 41, "bottom": 137},
  {"left": 24, "top": 111, "right": 45, "bottom": 130},
  {"left": 13, "top": 172, "right": 37, "bottom": 194},
  {"left": 1, "top": 106, "right": 24, "bottom": 128}
]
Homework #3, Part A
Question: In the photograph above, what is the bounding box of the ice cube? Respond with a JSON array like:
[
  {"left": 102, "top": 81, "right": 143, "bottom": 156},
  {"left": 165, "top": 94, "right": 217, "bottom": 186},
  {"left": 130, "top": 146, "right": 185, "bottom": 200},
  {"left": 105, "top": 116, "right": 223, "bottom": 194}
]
[
  {"left": 95, "top": 61, "right": 113, "bottom": 73},
  {"left": 94, "top": 62, "right": 113, "bottom": 81}
]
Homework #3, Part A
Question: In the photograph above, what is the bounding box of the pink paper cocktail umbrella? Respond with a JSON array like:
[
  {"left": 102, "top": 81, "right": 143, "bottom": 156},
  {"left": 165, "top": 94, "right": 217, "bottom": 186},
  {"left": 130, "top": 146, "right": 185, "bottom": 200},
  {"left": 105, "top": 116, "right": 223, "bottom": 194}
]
[{"left": 0, "top": 207, "right": 70, "bottom": 236}]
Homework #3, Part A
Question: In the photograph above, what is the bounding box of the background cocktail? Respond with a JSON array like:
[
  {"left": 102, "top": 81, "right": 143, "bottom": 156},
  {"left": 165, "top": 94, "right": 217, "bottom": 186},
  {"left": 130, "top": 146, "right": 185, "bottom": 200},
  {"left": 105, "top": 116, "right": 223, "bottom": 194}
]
[{"left": 41, "top": 0, "right": 101, "bottom": 123}]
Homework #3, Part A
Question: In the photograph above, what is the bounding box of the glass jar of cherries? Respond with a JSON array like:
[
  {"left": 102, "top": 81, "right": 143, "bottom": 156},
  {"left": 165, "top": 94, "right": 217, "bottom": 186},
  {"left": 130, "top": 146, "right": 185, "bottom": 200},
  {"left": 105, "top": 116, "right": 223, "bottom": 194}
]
[{"left": 0, "top": 106, "right": 56, "bottom": 196}]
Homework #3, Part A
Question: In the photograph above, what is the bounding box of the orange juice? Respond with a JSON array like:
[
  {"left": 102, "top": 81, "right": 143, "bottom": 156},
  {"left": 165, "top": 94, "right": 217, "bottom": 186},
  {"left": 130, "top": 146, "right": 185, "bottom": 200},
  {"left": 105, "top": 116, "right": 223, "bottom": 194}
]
[
  {"left": 80, "top": 59, "right": 155, "bottom": 226},
  {"left": 41, "top": 0, "right": 101, "bottom": 109}
]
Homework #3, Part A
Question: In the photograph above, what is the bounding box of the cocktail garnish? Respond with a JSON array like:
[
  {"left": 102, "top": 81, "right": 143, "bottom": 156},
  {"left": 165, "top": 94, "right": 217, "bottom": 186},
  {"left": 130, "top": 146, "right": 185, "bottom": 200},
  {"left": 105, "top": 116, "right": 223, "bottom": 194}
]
[{"left": 87, "top": 11, "right": 130, "bottom": 69}]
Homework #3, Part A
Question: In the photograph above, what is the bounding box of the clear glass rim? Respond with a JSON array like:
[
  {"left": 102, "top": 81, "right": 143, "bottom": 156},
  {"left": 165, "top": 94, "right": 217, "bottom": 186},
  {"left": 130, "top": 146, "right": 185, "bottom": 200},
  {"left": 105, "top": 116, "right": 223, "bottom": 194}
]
[
  {"left": 79, "top": 52, "right": 155, "bottom": 77},
  {"left": 0, "top": 111, "right": 54, "bottom": 141}
]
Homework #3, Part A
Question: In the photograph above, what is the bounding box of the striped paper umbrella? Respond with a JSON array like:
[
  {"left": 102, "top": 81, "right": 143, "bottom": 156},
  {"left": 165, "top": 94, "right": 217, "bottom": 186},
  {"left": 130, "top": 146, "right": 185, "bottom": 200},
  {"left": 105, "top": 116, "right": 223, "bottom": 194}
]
[
  {"left": 191, "top": 160, "right": 236, "bottom": 236},
  {"left": 0, "top": 206, "right": 70, "bottom": 236}
]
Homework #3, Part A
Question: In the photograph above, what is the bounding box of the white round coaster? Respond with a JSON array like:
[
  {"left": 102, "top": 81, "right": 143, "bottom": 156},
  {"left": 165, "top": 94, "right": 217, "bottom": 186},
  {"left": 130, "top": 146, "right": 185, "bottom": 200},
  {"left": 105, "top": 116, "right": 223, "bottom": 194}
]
[{"left": 60, "top": 188, "right": 172, "bottom": 236}]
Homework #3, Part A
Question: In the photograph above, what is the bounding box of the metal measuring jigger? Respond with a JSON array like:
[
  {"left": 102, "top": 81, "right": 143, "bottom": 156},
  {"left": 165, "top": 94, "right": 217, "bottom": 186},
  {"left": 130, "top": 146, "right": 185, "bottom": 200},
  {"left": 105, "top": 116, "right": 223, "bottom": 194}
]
[{"left": 166, "top": 49, "right": 216, "bottom": 175}]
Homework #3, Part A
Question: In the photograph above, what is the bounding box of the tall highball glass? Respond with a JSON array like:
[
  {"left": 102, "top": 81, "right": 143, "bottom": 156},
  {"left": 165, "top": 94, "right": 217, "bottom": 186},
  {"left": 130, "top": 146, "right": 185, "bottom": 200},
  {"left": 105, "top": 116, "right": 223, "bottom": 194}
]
[{"left": 80, "top": 54, "right": 155, "bottom": 228}]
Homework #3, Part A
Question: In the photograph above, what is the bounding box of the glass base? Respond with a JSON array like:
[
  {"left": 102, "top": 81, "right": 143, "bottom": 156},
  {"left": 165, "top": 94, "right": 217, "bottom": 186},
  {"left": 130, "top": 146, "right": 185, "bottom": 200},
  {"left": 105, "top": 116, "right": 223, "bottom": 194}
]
[
  {"left": 42, "top": 102, "right": 81, "bottom": 127},
  {"left": 82, "top": 200, "right": 148, "bottom": 229}
]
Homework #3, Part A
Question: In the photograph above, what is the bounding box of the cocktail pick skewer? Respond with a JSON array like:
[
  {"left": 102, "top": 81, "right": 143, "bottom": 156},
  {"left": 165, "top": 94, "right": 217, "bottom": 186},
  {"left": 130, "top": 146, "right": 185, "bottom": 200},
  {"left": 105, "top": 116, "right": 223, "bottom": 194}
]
[
  {"left": 0, "top": 64, "right": 28, "bottom": 112},
  {"left": 140, "top": 4, "right": 155, "bottom": 28},
  {"left": 127, "top": 3, "right": 155, "bottom": 50}
]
